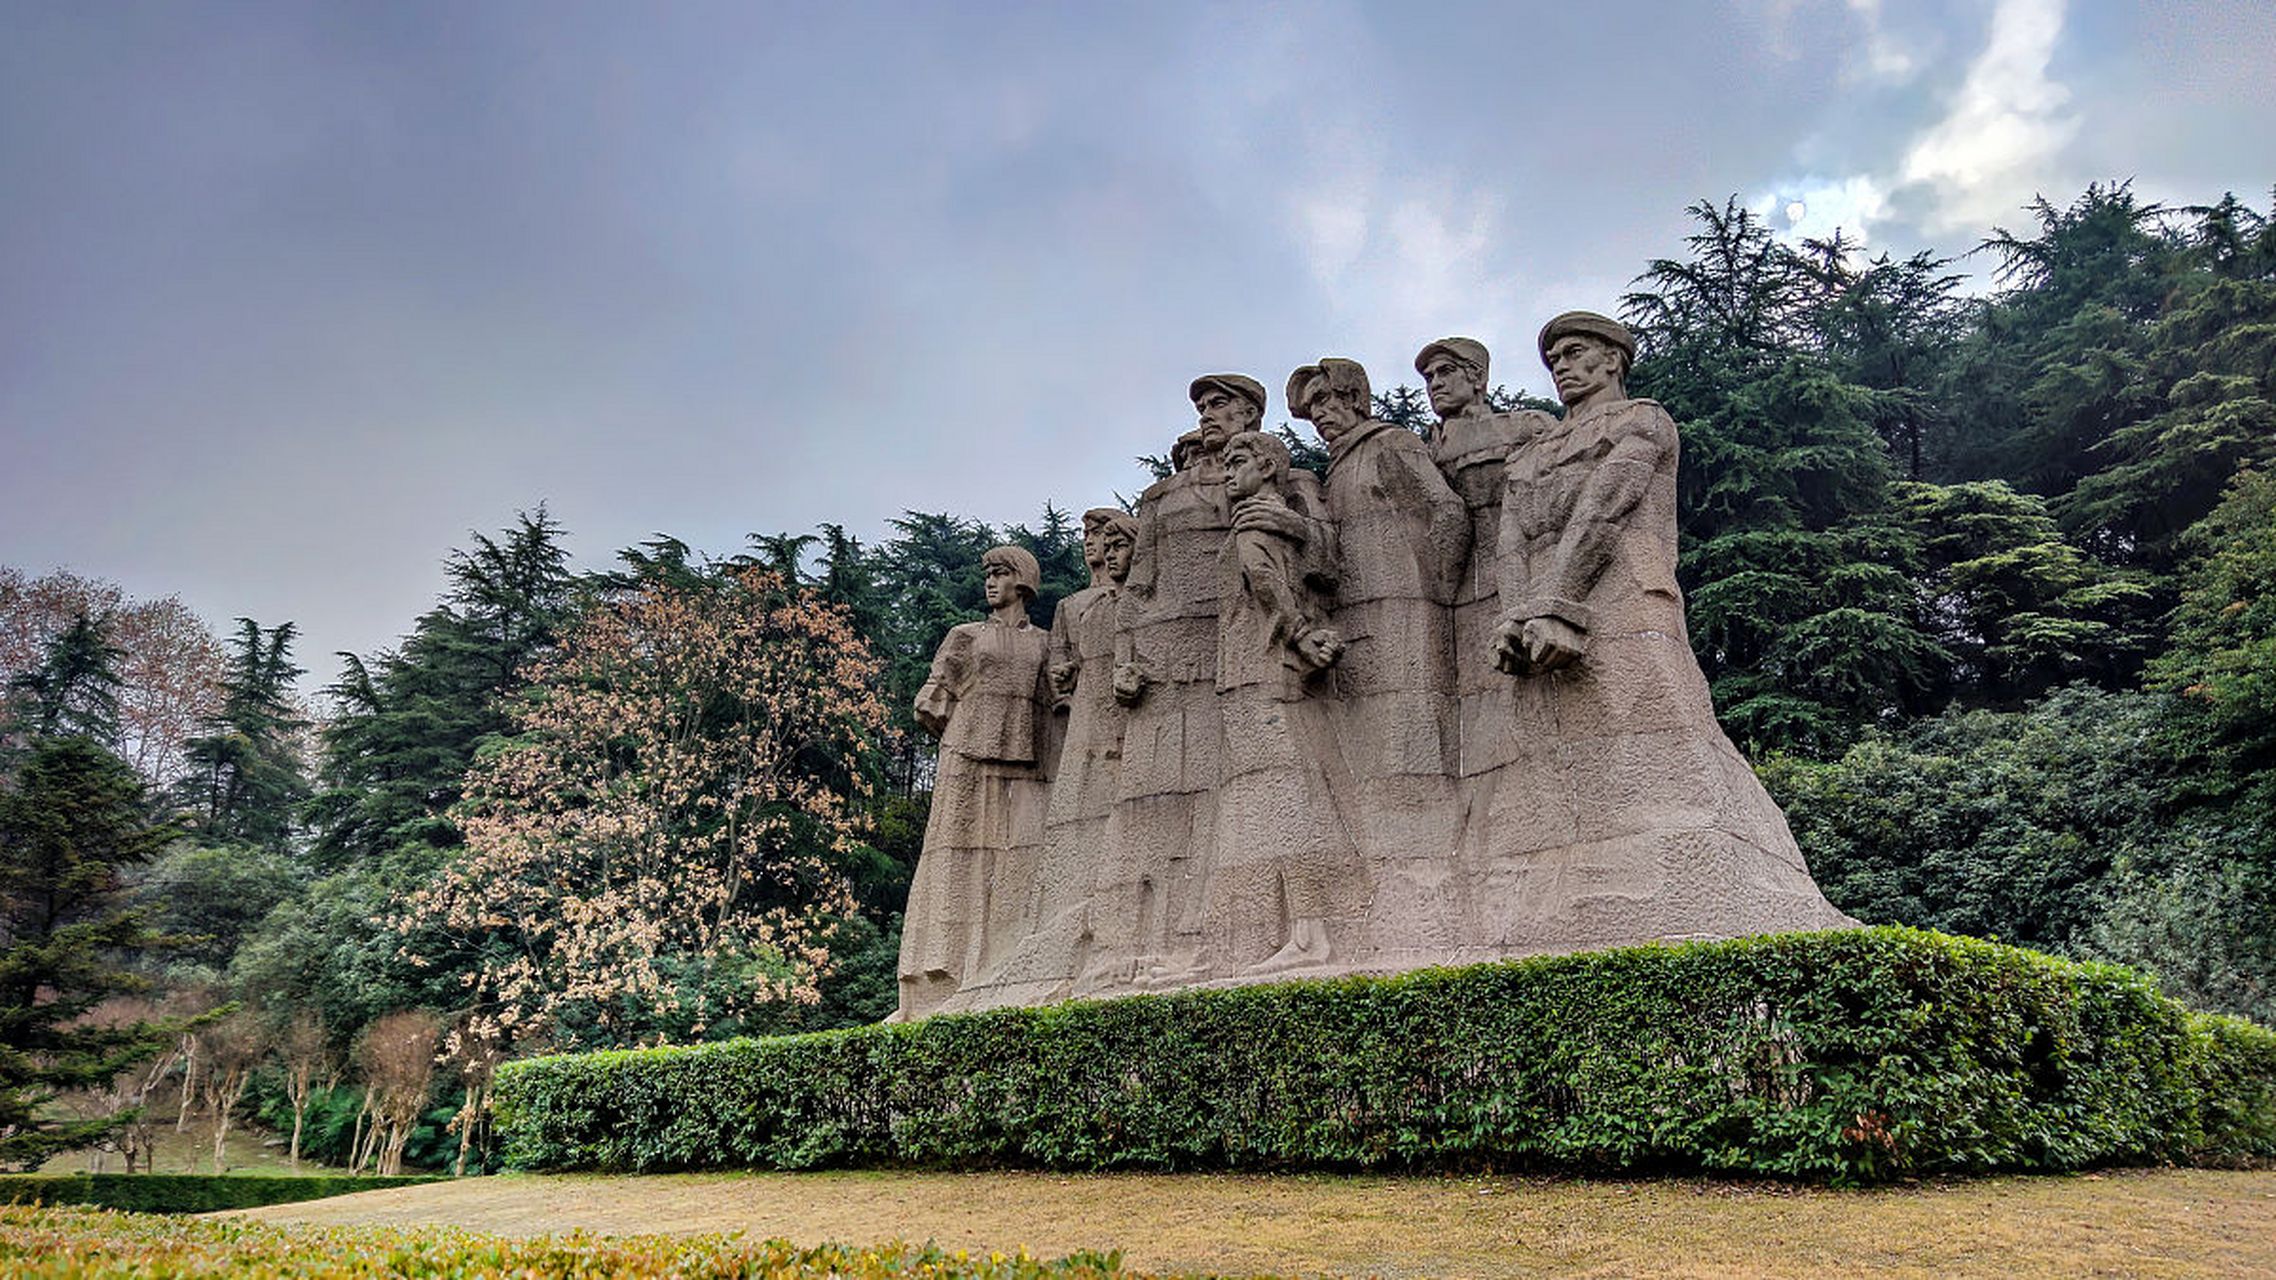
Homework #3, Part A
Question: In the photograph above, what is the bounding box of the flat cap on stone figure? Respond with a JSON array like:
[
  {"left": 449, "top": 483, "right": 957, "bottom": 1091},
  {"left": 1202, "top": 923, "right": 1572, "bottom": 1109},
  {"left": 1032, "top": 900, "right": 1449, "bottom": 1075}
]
[{"left": 1493, "top": 310, "right": 1650, "bottom": 677}]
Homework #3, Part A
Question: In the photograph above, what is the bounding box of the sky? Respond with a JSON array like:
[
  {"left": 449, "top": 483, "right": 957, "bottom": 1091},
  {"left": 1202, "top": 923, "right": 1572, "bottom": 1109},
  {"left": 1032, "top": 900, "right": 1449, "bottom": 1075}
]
[{"left": 4, "top": 0, "right": 2273, "bottom": 694}]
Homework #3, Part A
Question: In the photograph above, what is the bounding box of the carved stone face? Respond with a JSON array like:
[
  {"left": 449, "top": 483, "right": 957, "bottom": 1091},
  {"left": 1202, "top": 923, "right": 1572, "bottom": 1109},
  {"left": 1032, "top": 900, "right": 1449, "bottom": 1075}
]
[
  {"left": 1422, "top": 354, "right": 1483, "bottom": 419},
  {"left": 983, "top": 560, "right": 1021, "bottom": 610},
  {"left": 1222, "top": 437, "right": 1276, "bottom": 500},
  {"left": 1306, "top": 386, "right": 1367, "bottom": 440},
  {"left": 1081, "top": 526, "right": 1108, "bottom": 574},
  {"left": 1546, "top": 334, "right": 1625, "bottom": 408},
  {"left": 1193, "top": 389, "right": 1259, "bottom": 448},
  {"left": 1100, "top": 532, "right": 1134, "bottom": 582}
]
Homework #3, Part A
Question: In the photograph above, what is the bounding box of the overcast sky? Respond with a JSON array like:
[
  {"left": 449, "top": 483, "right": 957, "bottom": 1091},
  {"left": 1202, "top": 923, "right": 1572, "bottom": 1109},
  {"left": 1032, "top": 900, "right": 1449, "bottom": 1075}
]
[{"left": 5, "top": 0, "right": 2273, "bottom": 693}]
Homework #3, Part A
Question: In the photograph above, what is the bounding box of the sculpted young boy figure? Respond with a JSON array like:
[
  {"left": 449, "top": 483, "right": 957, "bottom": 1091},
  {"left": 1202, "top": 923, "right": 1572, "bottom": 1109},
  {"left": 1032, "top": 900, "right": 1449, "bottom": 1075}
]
[{"left": 1204, "top": 429, "right": 1361, "bottom": 975}]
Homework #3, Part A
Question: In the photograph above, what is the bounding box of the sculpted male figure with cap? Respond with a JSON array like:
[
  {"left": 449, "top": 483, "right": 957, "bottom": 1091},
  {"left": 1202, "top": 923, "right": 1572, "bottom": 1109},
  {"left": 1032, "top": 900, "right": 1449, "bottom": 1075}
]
[
  {"left": 1474, "top": 309, "right": 1854, "bottom": 950},
  {"left": 1093, "top": 374, "right": 1267, "bottom": 990},
  {"left": 1494, "top": 313, "right": 1653, "bottom": 675}
]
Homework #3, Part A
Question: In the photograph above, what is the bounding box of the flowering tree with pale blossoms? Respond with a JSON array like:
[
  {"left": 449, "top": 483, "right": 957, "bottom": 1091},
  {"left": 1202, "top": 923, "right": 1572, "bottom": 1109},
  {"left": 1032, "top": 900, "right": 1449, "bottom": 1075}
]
[{"left": 394, "top": 566, "right": 892, "bottom": 1052}]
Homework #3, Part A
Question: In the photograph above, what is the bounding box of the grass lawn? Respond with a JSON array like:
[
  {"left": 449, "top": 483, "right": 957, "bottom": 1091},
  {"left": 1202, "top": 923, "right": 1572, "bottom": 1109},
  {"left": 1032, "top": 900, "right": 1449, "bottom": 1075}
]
[
  {"left": 35, "top": 1122, "right": 350, "bottom": 1178},
  {"left": 226, "top": 1166, "right": 2276, "bottom": 1278}
]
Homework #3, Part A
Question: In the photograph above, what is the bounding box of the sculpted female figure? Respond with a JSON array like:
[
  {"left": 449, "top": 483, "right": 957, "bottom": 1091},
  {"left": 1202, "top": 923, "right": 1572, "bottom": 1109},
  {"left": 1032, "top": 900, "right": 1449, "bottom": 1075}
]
[
  {"left": 955, "top": 508, "right": 1139, "bottom": 1009},
  {"left": 895, "top": 544, "right": 1052, "bottom": 1020},
  {"left": 1481, "top": 312, "right": 1850, "bottom": 950}
]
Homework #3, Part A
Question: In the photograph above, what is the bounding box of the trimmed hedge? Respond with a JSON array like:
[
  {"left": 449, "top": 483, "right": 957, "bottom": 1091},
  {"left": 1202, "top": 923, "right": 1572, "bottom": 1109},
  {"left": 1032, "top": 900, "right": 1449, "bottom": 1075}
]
[
  {"left": 494, "top": 928, "right": 2276, "bottom": 1184},
  {"left": 0, "top": 1172, "right": 443, "bottom": 1213}
]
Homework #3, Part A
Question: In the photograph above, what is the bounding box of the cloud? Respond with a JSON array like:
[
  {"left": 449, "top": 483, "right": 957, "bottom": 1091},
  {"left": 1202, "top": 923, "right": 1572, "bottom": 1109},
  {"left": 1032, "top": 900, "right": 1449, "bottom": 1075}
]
[
  {"left": 1843, "top": 0, "right": 1917, "bottom": 83},
  {"left": 1900, "top": 0, "right": 2078, "bottom": 231},
  {"left": 1755, "top": 173, "right": 1891, "bottom": 245}
]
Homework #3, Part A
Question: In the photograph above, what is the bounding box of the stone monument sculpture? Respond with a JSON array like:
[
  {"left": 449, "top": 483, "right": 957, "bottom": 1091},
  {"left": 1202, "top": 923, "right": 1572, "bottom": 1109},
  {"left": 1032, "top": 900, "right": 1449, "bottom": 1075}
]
[
  {"left": 1477, "top": 312, "right": 1852, "bottom": 948},
  {"left": 1200, "top": 430, "right": 1359, "bottom": 975},
  {"left": 950, "top": 508, "right": 1137, "bottom": 1009},
  {"left": 894, "top": 317, "right": 1852, "bottom": 1021},
  {"left": 895, "top": 543, "right": 1051, "bottom": 1020},
  {"left": 1289, "top": 358, "right": 1471, "bottom": 965}
]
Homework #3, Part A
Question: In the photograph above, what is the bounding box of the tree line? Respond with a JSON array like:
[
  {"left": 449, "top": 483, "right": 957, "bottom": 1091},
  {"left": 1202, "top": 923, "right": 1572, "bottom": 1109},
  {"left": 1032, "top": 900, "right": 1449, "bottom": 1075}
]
[{"left": 3, "top": 180, "right": 2271, "bottom": 1174}]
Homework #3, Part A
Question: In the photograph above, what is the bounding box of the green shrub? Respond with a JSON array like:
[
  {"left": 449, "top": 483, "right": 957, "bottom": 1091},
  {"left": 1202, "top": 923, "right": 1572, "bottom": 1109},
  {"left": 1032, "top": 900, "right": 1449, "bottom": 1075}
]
[
  {"left": 494, "top": 929, "right": 2276, "bottom": 1184},
  {"left": 0, "top": 1173, "right": 442, "bottom": 1213},
  {"left": 0, "top": 1205, "right": 1142, "bottom": 1279}
]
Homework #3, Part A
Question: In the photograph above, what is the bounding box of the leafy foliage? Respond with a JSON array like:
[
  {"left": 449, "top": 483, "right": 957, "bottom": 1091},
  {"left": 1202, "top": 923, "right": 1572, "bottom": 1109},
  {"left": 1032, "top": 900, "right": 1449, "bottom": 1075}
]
[
  {"left": 0, "top": 1205, "right": 1143, "bottom": 1279},
  {"left": 0, "top": 1174, "right": 440, "bottom": 1213},
  {"left": 307, "top": 511, "right": 577, "bottom": 872},
  {"left": 395, "top": 565, "right": 892, "bottom": 1053}
]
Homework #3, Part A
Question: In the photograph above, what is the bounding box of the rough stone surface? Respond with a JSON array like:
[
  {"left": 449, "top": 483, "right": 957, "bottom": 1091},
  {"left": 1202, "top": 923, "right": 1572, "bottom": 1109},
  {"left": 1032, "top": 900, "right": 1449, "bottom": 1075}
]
[{"left": 901, "top": 319, "right": 1853, "bottom": 1018}]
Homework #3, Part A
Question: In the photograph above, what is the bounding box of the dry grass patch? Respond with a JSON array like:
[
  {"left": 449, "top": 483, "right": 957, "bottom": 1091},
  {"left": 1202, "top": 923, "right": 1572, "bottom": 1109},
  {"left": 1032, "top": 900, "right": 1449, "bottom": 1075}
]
[{"left": 234, "top": 1166, "right": 2276, "bottom": 1278}]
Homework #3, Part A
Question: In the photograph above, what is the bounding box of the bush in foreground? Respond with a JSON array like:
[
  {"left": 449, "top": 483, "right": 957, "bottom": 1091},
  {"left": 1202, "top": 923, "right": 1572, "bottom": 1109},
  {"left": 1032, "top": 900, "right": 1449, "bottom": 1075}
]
[
  {"left": 496, "top": 928, "right": 2276, "bottom": 1184},
  {"left": 0, "top": 1173, "right": 442, "bottom": 1214},
  {"left": 0, "top": 1205, "right": 1144, "bottom": 1280}
]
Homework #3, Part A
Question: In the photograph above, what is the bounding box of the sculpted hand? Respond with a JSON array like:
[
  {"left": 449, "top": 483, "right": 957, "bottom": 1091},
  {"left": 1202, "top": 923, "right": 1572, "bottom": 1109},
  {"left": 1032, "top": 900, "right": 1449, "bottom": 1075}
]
[
  {"left": 1522, "top": 616, "right": 1587, "bottom": 672},
  {"left": 1294, "top": 626, "right": 1344, "bottom": 671},
  {"left": 1492, "top": 619, "right": 1531, "bottom": 676},
  {"left": 1111, "top": 661, "right": 1150, "bottom": 707},
  {"left": 1050, "top": 660, "right": 1080, "bottom": 697},
  {"left": 1231, "top": 497, "right": 1305, "bottom": 540}
]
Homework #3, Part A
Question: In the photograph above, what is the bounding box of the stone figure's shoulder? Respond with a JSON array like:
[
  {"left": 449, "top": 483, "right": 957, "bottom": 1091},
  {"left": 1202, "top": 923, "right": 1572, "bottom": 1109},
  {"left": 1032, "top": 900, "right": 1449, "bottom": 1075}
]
[
  {"left": 1604, "top": 397, "right": 1679, "bottom": 448},
  {"left": 938, "top": 620, "right": 988, "bottom": 654}
]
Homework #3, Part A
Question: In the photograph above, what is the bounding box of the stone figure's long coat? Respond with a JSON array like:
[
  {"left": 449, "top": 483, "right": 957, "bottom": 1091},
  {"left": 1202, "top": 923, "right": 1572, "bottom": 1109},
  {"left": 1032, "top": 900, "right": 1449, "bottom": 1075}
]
[
  {"left": 1207, "top": 496, "right": 1363, "bottom": 969},
  {"left": 1483, "top": 397, "right": 1851, "bottom": 947}
]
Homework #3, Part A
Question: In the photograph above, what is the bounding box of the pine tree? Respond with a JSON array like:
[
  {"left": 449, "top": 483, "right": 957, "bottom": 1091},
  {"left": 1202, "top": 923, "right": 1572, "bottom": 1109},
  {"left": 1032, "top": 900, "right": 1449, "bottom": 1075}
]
[
  {"left": 6, "top": 610, "right": 126, "bottom": 748},
  {"left": 175, "top": 620, "right": 308, "bottom": 853},
  {"left": 308, "top": 510, "right": 576, "bottom": 869},
  {"left": 0, "top": 736, "right": 183, "bottom": 1169},
  {"left": 1625, "top": 198, "right": 1944, "bottom": 753}
]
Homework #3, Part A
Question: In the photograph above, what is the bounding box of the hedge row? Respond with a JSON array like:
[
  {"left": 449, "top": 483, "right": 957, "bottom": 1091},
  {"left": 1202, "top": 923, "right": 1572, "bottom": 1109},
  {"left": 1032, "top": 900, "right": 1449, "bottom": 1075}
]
[
  {"left": 494, "top": 928, "right": 2276, "bottom": 1184},
  {"left": 0, "top": 1173, "right": 443, "bottom": 1214}
]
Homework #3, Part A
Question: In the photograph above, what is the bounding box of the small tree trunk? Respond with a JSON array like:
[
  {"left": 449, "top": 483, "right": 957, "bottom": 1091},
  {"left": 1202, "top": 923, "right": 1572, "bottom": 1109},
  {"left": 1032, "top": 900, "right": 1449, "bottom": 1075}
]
[
  {"left": 175, "top": 1034, "right": 198, "bottom": 1131},
  {"left": 289, "top": 1099, "right": 307, "bottom": 1170}
]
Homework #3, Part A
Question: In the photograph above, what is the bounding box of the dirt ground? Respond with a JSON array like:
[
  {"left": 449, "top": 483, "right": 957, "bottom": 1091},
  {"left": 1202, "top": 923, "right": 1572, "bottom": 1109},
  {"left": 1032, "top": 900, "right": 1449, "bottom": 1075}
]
[{"left": 232, "top": 1165, "right": 2276, "bottom": 1278}]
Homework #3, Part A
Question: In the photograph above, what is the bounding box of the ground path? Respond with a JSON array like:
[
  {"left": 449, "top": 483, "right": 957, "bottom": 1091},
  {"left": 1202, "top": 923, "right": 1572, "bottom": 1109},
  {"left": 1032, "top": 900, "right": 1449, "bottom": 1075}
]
[{"left": 233, "top": 1167, "right": 2276, "bottom": 1278}]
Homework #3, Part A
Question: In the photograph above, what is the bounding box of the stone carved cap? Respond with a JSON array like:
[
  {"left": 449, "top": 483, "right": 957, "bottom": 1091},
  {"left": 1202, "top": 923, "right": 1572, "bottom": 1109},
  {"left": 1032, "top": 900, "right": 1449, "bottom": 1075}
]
[
  {"left": 981, "top": 544, "right": 1042, "bottom": 599},
  {"left": 1285, "top": 358, "right": 1371, "bottom": 422},
  {"left": 1414, "top": 336, "right": 1489, "bottom": 380},
  {"left": 1536, "top": 311, "right": 1636, "bottom": 366},
  {"left": 1188, "top": 374, "right": 1268, "bottom": 414},
  {"left": 1082, "top": 506, "right": 1137, "bottom": 542}
]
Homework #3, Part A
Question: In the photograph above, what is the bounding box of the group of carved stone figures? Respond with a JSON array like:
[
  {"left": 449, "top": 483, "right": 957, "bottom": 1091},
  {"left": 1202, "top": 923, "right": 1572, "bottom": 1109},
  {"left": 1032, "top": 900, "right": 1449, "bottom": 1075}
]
[{"left": 894, "top": 311, "right": 1852, "bottom": 1021}]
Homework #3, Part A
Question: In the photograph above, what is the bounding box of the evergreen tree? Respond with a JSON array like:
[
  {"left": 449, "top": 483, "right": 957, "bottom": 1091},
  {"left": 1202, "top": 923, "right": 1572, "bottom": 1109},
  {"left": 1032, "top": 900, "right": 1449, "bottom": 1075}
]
[
  {"left": 1892, "top": 480, "right": 2154, "bottom": 706},
  {"left": 1625, "top": 198, "right": 1943, "bottom": 753},
  {"left": 6, "top": 610, "right": 126, "bottom": 748},
  {"left": 0, "top": 736, "right": 182, "bottom": 1169},
  {"left": 307, "top": 510, "right": 575, "bottom": 869},
  {"left": 2058, "top": 196, "right": 2276, "bottom": 568},
  {"left": 175, "top": 620, "right": 307, "bottom": 853}
]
